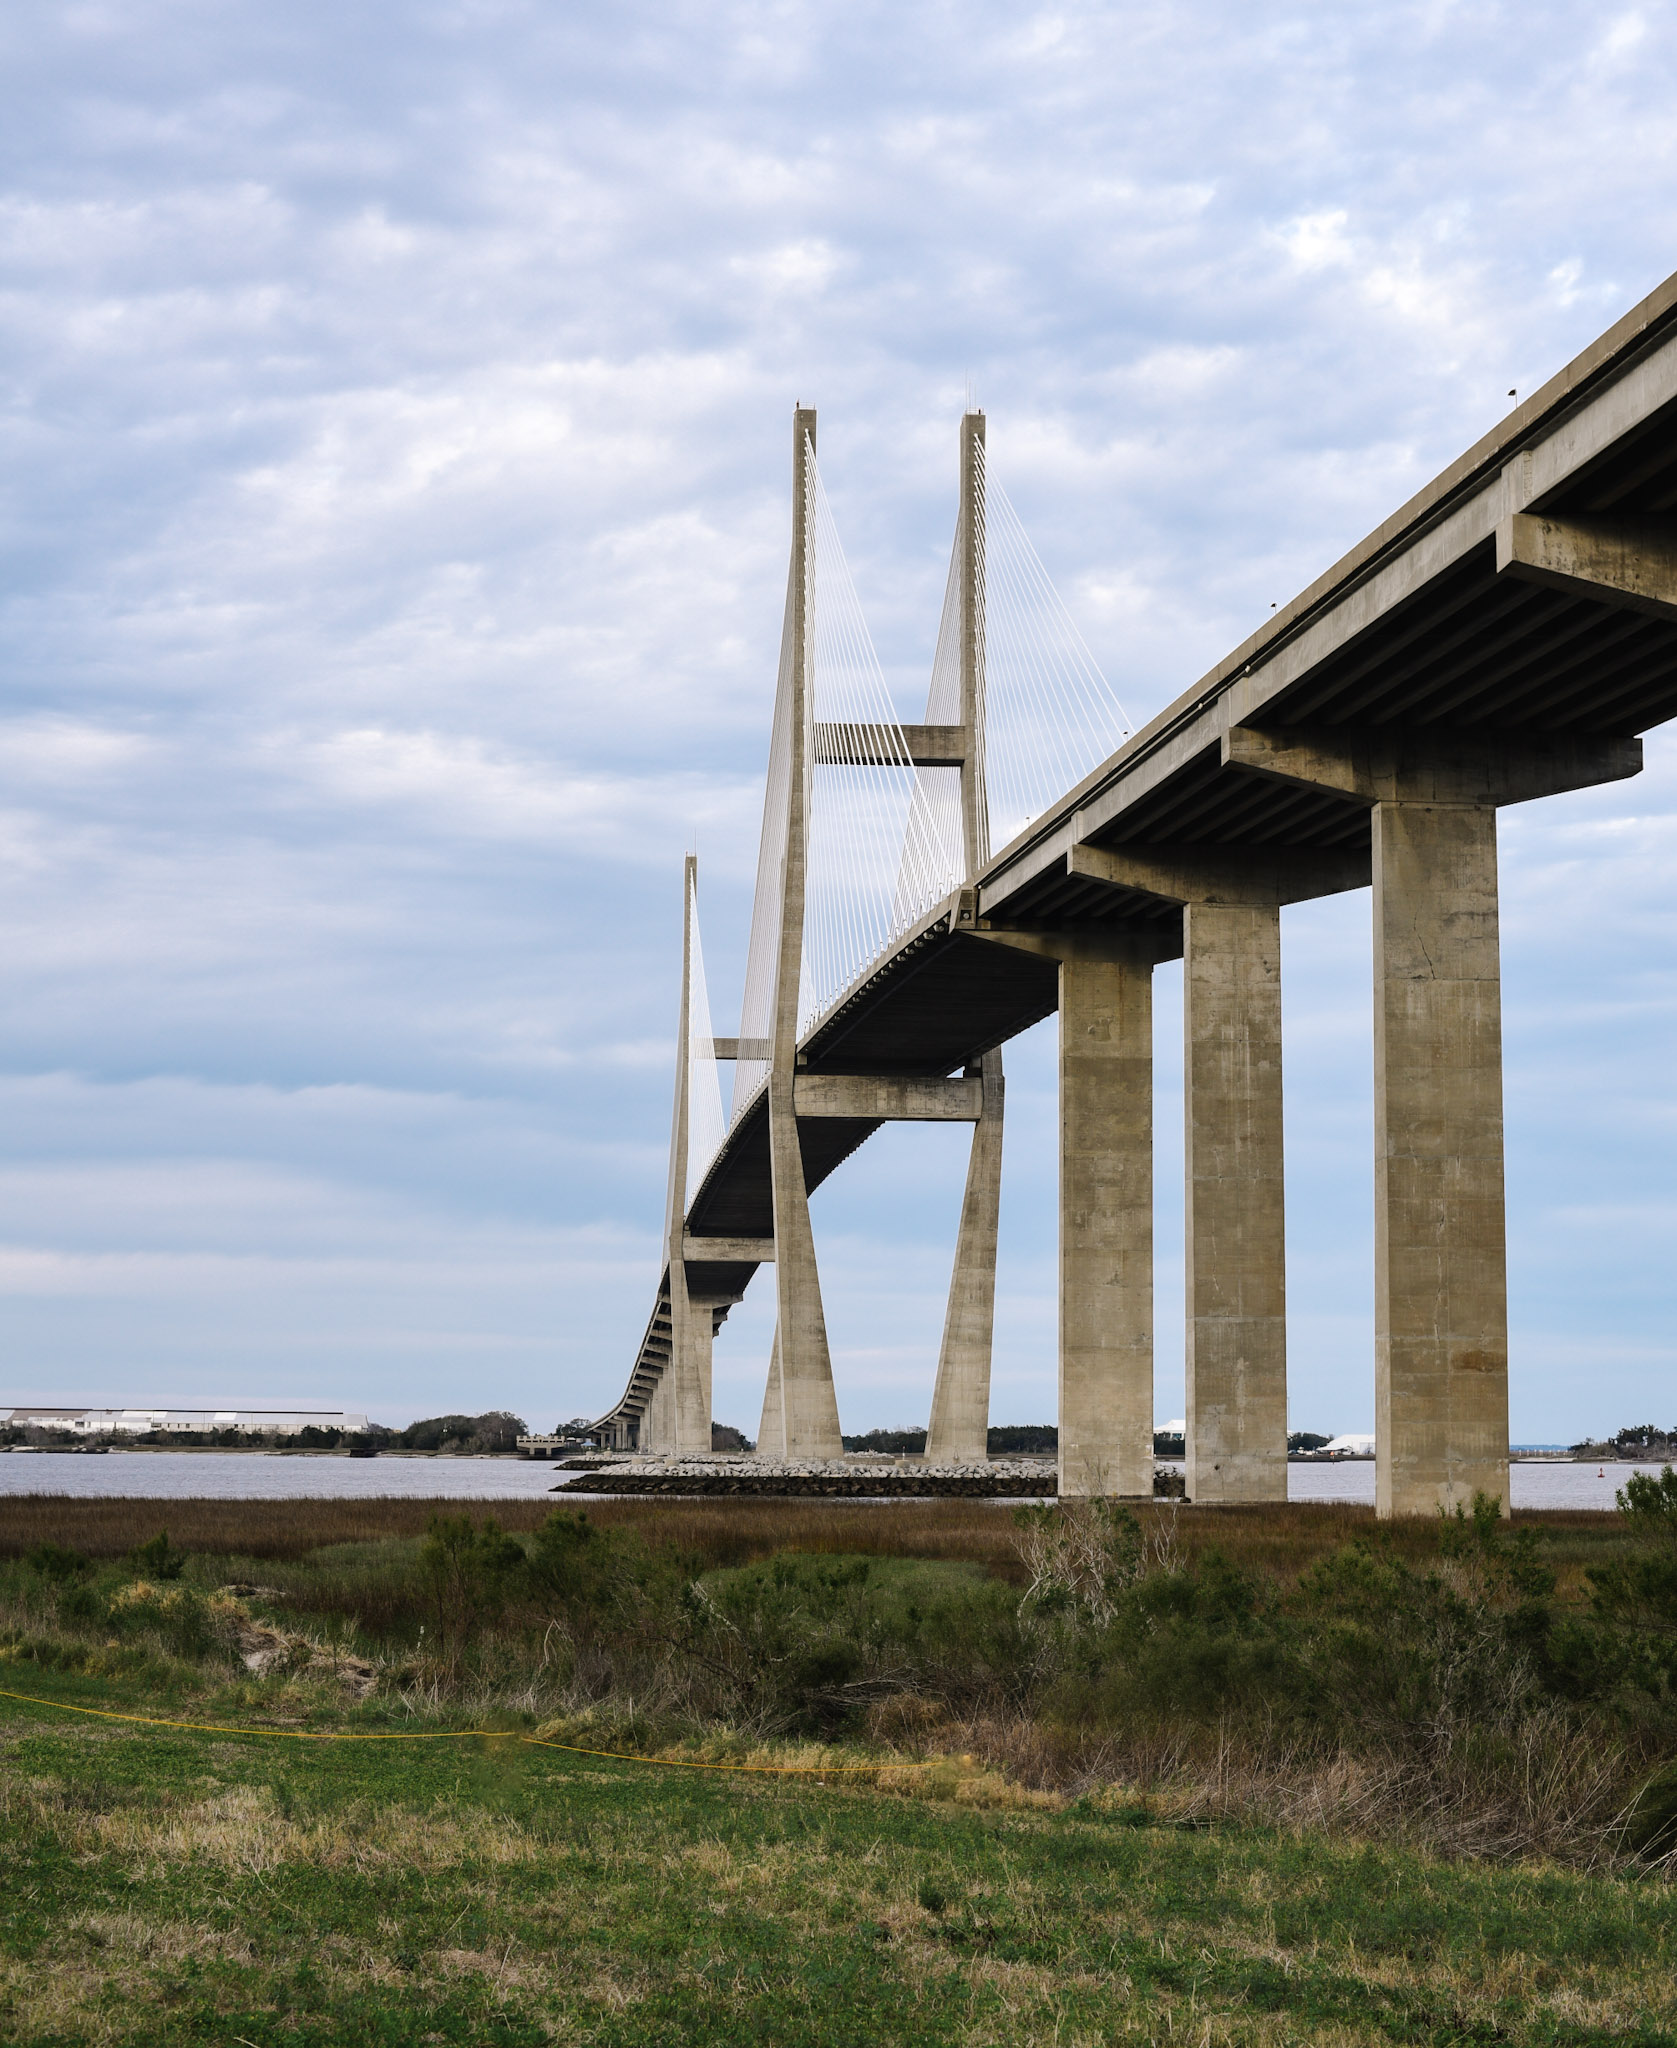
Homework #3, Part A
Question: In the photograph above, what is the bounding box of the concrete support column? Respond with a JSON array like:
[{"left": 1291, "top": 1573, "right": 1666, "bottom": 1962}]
[
  {"left": 763, "top": 404, "right": 844, "bottom": 1461},
  {"left": 1059, "top": 945, "right": 1156, "bottom": 1498},
  {"left": 642, "top": 1328, "right": 672, "bottom": 1452},
  {"left": 1183, "top": 901, "right": 1288, "bottom": 1503},
  {"left": 756, "top": 1325, "right": 784, "bottom": 1453},
  {"left": 659, "top": 856, "right": 714, "bottom": 1457},
  {"left": 924, "top": 407, "right": 1000, "bottom": 1469},
  {"left": 768, "top": 1083, "right": 844, "bottom": 1456},
  {"left": 660, "top": 1267, "right": 711, "bottom": 1456},
  {"left": 670, "top": 1284, "right": 715, "bottom": 1452},
  {"left": 926, "top": 1050, "right": 1004, "bottom": 1463},
  {"left": 1374, "top": 801, "right": 1510, "bottom": 1517}
]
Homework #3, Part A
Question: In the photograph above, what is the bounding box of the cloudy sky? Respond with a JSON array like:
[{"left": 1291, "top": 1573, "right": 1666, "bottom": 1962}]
[{"left": 2, "top": 1, "right": 1674, "bottom": 1440}]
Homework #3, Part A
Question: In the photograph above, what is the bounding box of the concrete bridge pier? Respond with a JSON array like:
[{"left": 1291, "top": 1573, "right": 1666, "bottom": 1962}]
[
  {"left": 640, "top": 855, "right": 718, "bottom": 1457},
  {"left": 925, "top": 411, "right": 1003, "bottom": 1467},
  {"left": 1181, "top": 898, "right": 1288, "bottom": 1505},
  {"left": 1372, "top": 798, "right": 1509, "bottom": 1519},
  {"left": 763, "top": 404, "right": 845, "bottom": 1461},
  {"left": 1057, "top": 938, "right": 1162, "bottom": 1498},
  {"left": 1064, "top": 843, "right": 1366, "bottom": 1502},
  {"left": 1226, "top": 724, "right": 1642, "bottom": 1516},
  {"left": 925, "top": 1050, "right": 1005, "bottom": 1462},
  {"left": 756, "top": 1324, "right": 783, "bottom": 1451}
]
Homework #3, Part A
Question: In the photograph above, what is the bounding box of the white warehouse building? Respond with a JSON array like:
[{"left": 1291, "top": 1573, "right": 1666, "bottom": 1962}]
[{"left": 7, "top": 1408, "right": 369, "bottom": 1435}]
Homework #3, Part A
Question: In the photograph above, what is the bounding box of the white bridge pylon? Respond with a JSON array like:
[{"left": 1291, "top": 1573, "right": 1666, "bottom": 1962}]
[{"left": 608, "top": 407, "right": 1130, "bottom": 1459}]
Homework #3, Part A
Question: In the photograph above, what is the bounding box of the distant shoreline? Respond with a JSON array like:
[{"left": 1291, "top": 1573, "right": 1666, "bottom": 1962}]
[{"left": 0, "top": 1445, "right": 523, "bottom": 1459}]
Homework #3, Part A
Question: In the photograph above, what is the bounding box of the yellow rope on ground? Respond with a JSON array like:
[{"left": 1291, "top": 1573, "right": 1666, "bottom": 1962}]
[{"left": 0, "top": 1684, "right": 936, "bottom": 1776}]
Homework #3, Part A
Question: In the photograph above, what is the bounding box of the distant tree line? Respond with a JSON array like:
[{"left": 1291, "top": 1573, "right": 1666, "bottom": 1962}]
[
  {"left": 1571, "top": 1424, "right": 1677, "bottom": 1459},
  {"left": 369, "top": 1412, "right": 528, "bottom": 1454},
  {"left": 841, "top": 1426, "right": 1069, "bottom": 1455},
  {"left": 834, "top": 1425, "right": 1338, "bottom": 1458},
  {"left": 0, "top": 1410, "right": 531, "bottom": 1454},
  {"left": 838, "top": 1426, "right": 1065, "bottom": 1455}
]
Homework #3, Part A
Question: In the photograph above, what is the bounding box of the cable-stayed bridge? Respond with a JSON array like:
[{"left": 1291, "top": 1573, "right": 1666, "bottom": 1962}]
[{"left": 599, "top": 270, "right": 1677, "bottom": 1517}]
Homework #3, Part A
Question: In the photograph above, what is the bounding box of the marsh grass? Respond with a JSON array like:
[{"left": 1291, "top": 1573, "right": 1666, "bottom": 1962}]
[
  {"left": 3, "top": 1492, "right": 1677, "bottom": 1878},
  {"left": 0, "top": 1490, "right": 1652, "bottom": 1579}
]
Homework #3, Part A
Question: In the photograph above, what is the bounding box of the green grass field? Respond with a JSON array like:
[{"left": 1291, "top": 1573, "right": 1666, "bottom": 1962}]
[{"left": 3, "top": 1663, "right": 1677, "bottom": 2047}]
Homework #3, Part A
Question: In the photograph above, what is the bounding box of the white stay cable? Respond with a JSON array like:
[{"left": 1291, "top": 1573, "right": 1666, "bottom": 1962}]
[
  {"left": 803, "top": 446, "right": 954, "bottom": 1032},
  {"left": 899, "top": 510, "right": 967, "bottom": 905},
  {"left": 730, "top": 558, "right": 795, "bottom": 1124},
  {"left": 978, "top": 440, "right": 1132, "bottom": 853},
  {"left": 729, "top": 423, "right": 1129, "bottom": 1127},
  {"left": 685, "top": 866, "right": 729, "bottom": 1203}
]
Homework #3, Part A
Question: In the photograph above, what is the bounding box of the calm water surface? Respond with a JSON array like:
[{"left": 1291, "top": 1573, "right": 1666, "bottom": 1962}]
[
  {"left": 1285, "top": 1459, "right": 1663, "bottom": 1510},
  {"left": 0, "top": 1450, "right": 1664, "bottom": 1510},
  {"left": 0, "top": 1451, "right": 568, "bottom": 1500}
]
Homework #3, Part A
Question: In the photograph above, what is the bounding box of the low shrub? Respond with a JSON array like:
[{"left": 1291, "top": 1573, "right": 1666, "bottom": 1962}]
[
  {"left": 25, "top": 1543, "right": 90, "bottom": 1581},
  {"left": 125, "top": 1530, "right": 187, "bottom": 1581}
]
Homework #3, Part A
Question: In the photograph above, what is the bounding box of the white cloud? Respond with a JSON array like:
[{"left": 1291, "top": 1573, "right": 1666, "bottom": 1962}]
[
  {"left": 0, "top": 0, "right": 1674, "bottom": 1433},
  {"left": 1275, "top": 208, "right": 1354, "bottom": 273}
]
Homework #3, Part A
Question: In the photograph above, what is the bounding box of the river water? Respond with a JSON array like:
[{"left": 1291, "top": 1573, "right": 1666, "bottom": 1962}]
[
  {"left": 0, "top": 1452, "right": 569, "bottom": 1501},
  {"left": 0, "top": 1450, "right": 1665, "bottom": 1510}
]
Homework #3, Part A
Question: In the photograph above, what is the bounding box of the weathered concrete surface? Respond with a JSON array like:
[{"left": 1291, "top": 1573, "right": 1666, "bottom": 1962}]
[
  {"left": 658, "top": 856, "right": 714, "bottom": 1456},
  {"left": 926, "top": 1051, "right": 1004, "bottom": 1463},
  {"left": 756, "top": 1325, "right": 784, "bottom": 1453},
  {"left": 924, "top": 410, "right": 1002, "bottom": 1468},
  {"left": 1183, "top": 900, "right": 1288, "bottom": 1504},
  {"left": 1497, "top": 511, "right": 1677, "bottom": 621},
  {"left": 1059, "top": 944, "right": 1156, "bottom": 1498},
  {"left": 767, "top": 406, "right": 844, "bottom": 1461},
  {"left": 1374, "top": 801, "right": 1510, "bottom": 1518},
  {"left": 794, "top": 1073, "right": 981, "bottom": 1119},
  {"left": 768, "top": 1068, "right": 843, "bottom": 1457}
]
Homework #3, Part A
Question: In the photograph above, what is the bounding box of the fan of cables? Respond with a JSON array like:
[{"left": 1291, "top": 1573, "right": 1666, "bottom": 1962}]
[
  {"left": 682, "top": 864, "right": 729, "bottom": 1204},
  {"left": 973, "top": 437, "right": 1132, "bottom": 855},
  {"left": 801, "top": 445, "right": 954, "bottom": 1033},
  {"left": 731, "top": 425, "right": 1132, "bottom": 1127}
]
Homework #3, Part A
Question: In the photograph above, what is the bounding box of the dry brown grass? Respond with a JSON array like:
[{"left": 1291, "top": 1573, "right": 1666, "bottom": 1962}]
[
  {"left": 0, "top": 1489, "right": 1637, "bottom": 1582},
  {"left": 0, "top": 1492, "right": 1037, "bottom": 1570}
]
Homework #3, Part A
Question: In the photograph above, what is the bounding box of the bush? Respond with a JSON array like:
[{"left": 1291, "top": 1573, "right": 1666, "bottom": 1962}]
[
  {"left": 691, "top": 1553, "right": 1028, "bottom": 1735},
  {"left": 419, "top": 1514, "right": 526, "bottom": 1644},
  {"left": 26, "top": 1543, "right": 90, "bottom": 1580},
  {"left": 525, "top": 1510, "right": 670, "bottom": 1631},
  {"left": 125, "top": 1531, "right": 186, "bottom": 1581}
]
